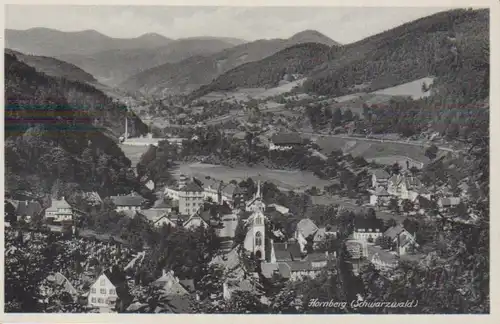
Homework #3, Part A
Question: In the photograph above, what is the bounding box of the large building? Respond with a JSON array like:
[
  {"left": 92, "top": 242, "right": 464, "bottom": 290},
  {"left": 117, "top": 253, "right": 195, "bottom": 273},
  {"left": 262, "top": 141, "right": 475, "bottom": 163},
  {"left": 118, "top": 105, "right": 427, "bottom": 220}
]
[
  {"left": 110, "top": 193, "right": 145, "bottom": 212},
  {"left": 45, "top": 197, "right": 73, "bottom": 223},
  {"left": 178, "top": 181, "right": 205, "bottom": 216},
  {"left": 269, "top": 133, "right": 303, "bottom": 151},
  {"left": 353, "top": 216, "right": 384, "bottom": 242}
]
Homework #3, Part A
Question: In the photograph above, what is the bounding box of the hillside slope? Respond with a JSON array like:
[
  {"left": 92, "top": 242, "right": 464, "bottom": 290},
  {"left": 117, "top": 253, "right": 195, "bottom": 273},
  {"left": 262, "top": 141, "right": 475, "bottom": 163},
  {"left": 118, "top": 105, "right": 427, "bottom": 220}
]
[
  {"left": 301, "top": 8, "right": 488, "bottom": 100},
  {"left": 297, "top": 9, "right": 488, "bottom": 152},
  {"left": 5, "top": 28, "right": 173, "bottom": 56},
  {"left": 120, "top": 30, "right": 338, "bottom": 96},
  {"left": 192, "top": 42, "right": 332, "bottom": 97},
  {"left": 6, "top": 49, "right": 97, "bottom": 84},
  {"left": 4, "top": 53, "right": 146, "bottom": 198}
]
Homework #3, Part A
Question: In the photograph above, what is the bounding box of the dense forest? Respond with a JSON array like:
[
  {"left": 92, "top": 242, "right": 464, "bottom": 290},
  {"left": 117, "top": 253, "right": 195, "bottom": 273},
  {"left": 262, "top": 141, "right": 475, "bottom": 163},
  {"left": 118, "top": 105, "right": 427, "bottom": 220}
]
[
  {"left": 4, "top": 53, "right": 147, "bottom": 198},
  {"left": 302, "top": 9, "right": 488, "bottom": 97},
  {"left": 192, "top": 43, "right": 332, "bottom": 97}
]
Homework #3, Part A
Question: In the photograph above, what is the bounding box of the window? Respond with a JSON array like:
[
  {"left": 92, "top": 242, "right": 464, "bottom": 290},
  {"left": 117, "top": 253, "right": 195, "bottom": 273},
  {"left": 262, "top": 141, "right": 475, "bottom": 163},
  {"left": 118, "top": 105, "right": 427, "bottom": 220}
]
[
  {"left": 91, "top": 288, "right": 96, "bottom": 293},
  {"left": 100, "top": 278, "right": 105, "bottom": 286},
  {"left": 91, "top": 297, "right": 96, "bottom": 303},
  {"left": 100, "top": 288, "right": 107, "bottom": 294},
  {"left": 109, "top": 289, "right": 115, "bottom": 295},
  {"left": 98, "top": 298, "right": 104, "bottom": 304},
  {"left": 255, "top": 231, "right": 262, "bottom": 246}
]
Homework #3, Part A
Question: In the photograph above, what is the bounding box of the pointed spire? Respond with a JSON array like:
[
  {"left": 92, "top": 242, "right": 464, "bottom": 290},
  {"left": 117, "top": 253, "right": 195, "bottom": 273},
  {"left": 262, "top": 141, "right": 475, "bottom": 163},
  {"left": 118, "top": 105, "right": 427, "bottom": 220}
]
[{"left": 256, "top": 180, "right": 261, "bottom": 199}]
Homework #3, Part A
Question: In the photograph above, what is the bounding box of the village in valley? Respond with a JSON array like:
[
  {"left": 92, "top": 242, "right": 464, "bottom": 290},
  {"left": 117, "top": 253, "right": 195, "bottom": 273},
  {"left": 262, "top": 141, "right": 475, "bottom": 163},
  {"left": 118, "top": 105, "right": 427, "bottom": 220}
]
[{"left": 4, "top": 6, "right": 489, "bottom": 314}]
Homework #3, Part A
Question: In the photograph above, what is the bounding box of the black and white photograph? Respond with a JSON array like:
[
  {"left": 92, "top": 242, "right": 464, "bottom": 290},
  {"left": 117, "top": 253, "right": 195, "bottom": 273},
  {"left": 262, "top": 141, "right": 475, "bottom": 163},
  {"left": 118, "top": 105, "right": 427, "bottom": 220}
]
[{"left": 3, "top": 2, "right": 491, "bottom": 315}]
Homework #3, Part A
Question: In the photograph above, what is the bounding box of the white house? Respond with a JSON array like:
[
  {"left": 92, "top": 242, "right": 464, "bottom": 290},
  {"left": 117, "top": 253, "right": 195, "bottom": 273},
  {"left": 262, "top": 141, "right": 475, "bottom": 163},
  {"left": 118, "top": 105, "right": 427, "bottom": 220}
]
[
  {"left": 387, "top": 174, "right": 423, "bottom": 200},
  {"left": 369, "top": 187, "right": 391, "bottom": 206},
  {"left": 269, "top": 133, "right": 303, "bottom": 151},
  {"left": 178, "top": 182, "right": 205, "bottom": 216},
  {"left": 110, "top": 194, "right": 145, "bottom": 212},
  {"left": 88, "top": 267, "right": 127, "bottom": 309},
  {"left": 353, "top": 217, "right": 384, "bottom": 242},
  {"left": 383, "top": 224, "right": 419, "bottom": 256},
  {"left": 371, "top": 169, "right": 391, "bottom": 189},
  {"left": 45, "top": 197, "right": 73, "bottom": 223}
]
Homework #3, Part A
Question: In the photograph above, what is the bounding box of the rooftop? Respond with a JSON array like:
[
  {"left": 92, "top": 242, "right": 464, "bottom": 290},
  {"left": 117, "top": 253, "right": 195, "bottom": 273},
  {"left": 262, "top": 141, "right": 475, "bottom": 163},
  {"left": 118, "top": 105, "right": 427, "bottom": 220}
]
[
  {"left": 110, "top": 195, "right": 145, "bottom": 207},
  {"left": 384, "top": 224, "right": 405, "bottom": 240},
  {"left": 354, "top": 216, "right": 384, "bottom": 231},
  {"left": 179, "top": 181, "right": 204, "bottom": 193},
  {"left": 296, "top": 218, "right": 319, "bottom": 239},
  {"left": 16, "top": 200, "right": 43, "bottom": 217},
  {"left": 273, "top": 242, "right": 303, "bottom": 262},
  {"left": 48, "top": 198, "right": 71, "bottom": 210},
  {"left": 271, "top": 133, "right": 303, "bottom": 145},
  {"left": 372, "top": 169, "right": 391, "bottom": 179}
]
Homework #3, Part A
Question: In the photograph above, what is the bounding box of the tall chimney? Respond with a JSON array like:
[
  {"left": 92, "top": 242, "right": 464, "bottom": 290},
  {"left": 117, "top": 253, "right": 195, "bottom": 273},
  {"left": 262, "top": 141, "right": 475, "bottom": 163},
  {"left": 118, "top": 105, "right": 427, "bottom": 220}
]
[{"left": 125, "top": 115, "right": 128, "bottom": 139}]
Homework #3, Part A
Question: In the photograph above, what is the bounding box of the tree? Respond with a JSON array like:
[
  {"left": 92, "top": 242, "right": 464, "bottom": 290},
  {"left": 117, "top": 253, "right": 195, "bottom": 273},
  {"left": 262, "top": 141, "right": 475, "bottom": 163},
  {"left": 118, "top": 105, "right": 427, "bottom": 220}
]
[
  {"left": 391, "top": 163, "right": 402, "bottom": 175},
  {"left": 425, "top": 144, "right": 439, "bottom": 160},
  {"left": 401, "top": 199, "right": 414, "bottom": 214},
  {"left": 388, "top": 198, "right": 399, "bottom": 214},
  {"left": 225, "top": 290, "right": 267, "bottom": 313}
]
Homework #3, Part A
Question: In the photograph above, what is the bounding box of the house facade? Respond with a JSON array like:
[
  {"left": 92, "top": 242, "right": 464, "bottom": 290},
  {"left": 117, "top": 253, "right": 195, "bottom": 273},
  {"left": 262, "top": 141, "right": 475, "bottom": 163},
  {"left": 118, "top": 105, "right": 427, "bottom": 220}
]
[
  {"left": 178, "top": 182, "right": 205, "bottom": 216},
  {"left": 384, "top": 225, "right": 419, "bottom": 256},
  {"left": 371, "top": 169, "right": 391, "bottom": 189},
  {"left": 387, "top": 174, "right": 424, "bottom": 200},
  {"left": 88, "top": 273, "right": 119, "bottom": 308},
  {"left": 353, "top": 217, "right": 384, "bottom": 242},
  {"left": 110, "top": 194, "right": 144, "bottom": 212},
  {"left": 269, "top": 133, "right": 303, "bottom": 151},
  {"left": 369, "top": 187, "right": 391, "bottom": 206},
  {"left": 45, "top": 197, "right": 73, "bottom": 223}
]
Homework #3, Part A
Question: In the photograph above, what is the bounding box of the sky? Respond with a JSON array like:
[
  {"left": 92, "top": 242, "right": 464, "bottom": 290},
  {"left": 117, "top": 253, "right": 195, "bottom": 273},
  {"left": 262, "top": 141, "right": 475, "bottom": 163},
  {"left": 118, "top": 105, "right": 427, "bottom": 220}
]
[{"left": 5, "top": 5, "right": 454, "bottom": 44}]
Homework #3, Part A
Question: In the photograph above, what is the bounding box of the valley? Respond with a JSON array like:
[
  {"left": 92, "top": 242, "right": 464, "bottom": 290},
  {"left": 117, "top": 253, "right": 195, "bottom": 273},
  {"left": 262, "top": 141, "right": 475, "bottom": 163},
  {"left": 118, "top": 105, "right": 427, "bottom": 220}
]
[{"left": 4, "top": 7, "right": 490, "bottom": 315}]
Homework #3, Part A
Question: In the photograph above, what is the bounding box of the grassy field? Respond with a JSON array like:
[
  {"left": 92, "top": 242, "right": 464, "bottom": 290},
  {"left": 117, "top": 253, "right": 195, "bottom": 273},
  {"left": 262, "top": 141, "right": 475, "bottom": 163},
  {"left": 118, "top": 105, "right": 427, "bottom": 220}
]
[
  {"left": 371, "top": 76, "right": 434, "bottom": 100},
  {"left": 119, "top": 144, "right": 151, "bottom": 166},
  {"left": 174, "top": 162, "right": 331, "bottom": 191},
  {"left": 199, "top": 78, "right": 306, "bottom": 103},
  {"left": 314, "top": 137, "right": 433, "bottom": 165}
]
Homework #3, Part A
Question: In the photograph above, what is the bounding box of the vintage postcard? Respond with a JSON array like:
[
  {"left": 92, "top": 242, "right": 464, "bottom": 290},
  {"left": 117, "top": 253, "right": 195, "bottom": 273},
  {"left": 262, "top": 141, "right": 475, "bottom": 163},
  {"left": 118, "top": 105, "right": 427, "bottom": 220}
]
[{"left": 1, "top": 0, "right": 495, "bottom": 320}]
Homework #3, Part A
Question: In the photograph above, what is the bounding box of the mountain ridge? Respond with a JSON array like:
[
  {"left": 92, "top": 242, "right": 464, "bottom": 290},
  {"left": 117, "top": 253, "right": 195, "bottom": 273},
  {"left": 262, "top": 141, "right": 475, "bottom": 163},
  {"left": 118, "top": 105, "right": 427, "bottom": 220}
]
[{"left": 120, "top": 31, "right": 339, "bottom": 96}]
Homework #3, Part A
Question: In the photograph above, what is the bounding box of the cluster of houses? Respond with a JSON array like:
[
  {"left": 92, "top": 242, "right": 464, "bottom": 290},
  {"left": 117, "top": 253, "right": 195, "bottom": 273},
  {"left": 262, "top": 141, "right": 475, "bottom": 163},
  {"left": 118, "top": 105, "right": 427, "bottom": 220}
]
[
  {"left": 4, "top": 194, "right": 92, "bottom": 231},
  {"left": 346, "top": 215, "right": 421, "bottom": 273},
  {"left": 368, "top": 169, "right": 462, "bottom": 212}
]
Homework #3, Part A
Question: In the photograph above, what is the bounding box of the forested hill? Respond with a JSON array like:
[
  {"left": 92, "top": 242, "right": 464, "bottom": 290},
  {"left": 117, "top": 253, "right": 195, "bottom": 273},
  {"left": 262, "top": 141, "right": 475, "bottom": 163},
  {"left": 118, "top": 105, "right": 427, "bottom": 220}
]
[
  {"left": 299, "top": 9, "right": 488, "bottom": 146},
  {"left": 6, "top": 49, "right": 98, "bottom": 84},
  {"left": 301, "top": 8, "right": 488, "bottom": 101},
  {"left": 5, "top": 51, "right": 148, "bottom": 139},
  {"left": 4, "top": 53, "right": 145, "bottom": 198},
  {"left": 192, "top": 42, "right": 332, "bottom": 97}
]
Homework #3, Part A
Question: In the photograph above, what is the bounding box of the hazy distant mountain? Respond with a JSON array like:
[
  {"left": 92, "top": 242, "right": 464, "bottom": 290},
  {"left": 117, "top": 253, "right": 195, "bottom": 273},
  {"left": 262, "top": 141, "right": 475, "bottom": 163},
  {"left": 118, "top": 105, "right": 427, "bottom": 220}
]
[
  {"left": 5, "top": 28, "right": 173, "bottom": 56},
  {"left": 56, "top": 38, "right": 244, "bottom": 86},
  {"left": 120, "top": 30, "right": 338, "bottom": 95}
]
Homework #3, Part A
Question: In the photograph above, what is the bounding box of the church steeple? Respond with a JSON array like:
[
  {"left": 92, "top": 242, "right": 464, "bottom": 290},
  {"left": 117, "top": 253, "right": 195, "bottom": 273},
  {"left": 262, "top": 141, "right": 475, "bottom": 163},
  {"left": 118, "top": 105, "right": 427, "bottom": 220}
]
[{"left": 256, "top": 180, "right": 261, "bottom": 200}]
